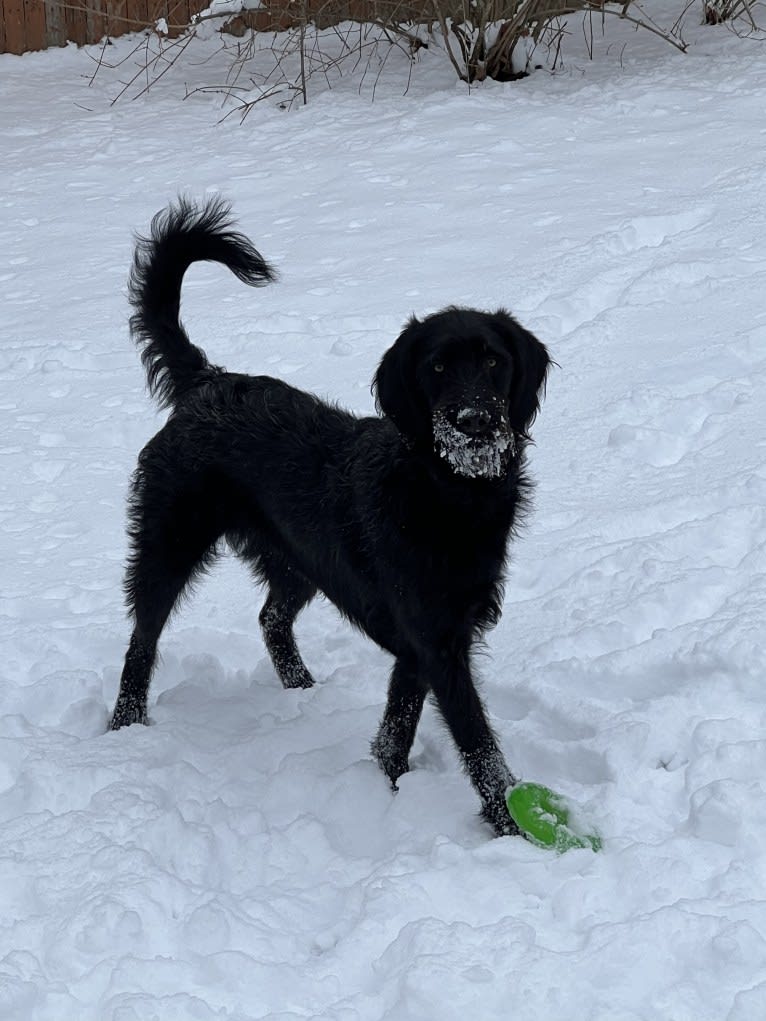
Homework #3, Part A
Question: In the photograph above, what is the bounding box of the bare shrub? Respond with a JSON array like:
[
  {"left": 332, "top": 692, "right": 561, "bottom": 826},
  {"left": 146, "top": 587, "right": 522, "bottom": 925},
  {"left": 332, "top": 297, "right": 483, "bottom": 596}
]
[
  {"left": 430, "top": 1, "right": 702, "bottom": 83},
  {"left": 702, "top": 0, "right": 758, "bottom": 24},
  {"left": 82, "top": 0, "right": 762, "bottom": 108}
]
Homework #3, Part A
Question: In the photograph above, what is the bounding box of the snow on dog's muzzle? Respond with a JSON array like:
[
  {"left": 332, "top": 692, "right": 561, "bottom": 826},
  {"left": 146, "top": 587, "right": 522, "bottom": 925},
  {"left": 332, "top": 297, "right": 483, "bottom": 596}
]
[{"left": 432, "top": 405, "right": 516, "bottom": 479}]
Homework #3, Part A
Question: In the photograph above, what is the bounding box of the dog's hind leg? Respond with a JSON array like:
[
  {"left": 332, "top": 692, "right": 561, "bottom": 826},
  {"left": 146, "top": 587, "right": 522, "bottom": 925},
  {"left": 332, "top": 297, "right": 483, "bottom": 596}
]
[
  {"left": 257, "top": 553, "right": 317, "bottom": 690},
  {"left": 111, "top": 481, "right": 223, "bottom": 730},
  {"left": 371, "top": 658, "right": 426, "bottom": 788}
]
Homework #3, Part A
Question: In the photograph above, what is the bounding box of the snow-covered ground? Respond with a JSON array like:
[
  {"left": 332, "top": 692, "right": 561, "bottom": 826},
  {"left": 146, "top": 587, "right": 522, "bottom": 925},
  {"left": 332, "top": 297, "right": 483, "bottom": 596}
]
[{"left": 2, "top": 9, "right": 766, "bottom": 1018}]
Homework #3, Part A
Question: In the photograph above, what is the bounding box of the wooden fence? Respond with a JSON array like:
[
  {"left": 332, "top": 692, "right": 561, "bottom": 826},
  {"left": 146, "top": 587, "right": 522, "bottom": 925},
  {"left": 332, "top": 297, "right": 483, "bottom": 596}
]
[
  {"left": 0, "top": 0, "right": 428, "bottom": 54},
  {"left": 0, "top": 0, "right": 207, "bottom": 53},
  {"left": 0, "top": 0, "right": 417, "bottom": 54}
]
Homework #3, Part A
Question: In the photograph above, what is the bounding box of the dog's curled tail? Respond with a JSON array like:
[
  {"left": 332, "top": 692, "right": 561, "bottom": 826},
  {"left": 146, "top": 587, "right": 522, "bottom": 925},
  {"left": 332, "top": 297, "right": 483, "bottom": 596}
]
[{"left": 128, "top": 196, "right": 276, "bottom": 408}]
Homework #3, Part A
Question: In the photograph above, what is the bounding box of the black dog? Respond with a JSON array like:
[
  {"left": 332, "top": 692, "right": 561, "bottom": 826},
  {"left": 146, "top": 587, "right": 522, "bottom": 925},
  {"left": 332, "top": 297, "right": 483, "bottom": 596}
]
[{"left": 111, "top": 197, "right": 550, "bottom": 837}]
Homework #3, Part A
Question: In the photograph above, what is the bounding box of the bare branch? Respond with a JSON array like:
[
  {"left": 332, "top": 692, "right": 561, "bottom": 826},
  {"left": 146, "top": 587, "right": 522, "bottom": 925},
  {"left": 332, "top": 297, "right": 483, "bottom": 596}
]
[{"left": 81, "top": 0, "right": 762, "bottom": 107}]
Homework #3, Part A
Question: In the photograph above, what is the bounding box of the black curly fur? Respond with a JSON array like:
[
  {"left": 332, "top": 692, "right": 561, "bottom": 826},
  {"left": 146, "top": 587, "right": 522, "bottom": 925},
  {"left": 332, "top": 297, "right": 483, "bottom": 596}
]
[
  {"left": 128, "top": 196, "right": 275, "bottom": 408},
  {"left": 111, "top": 198, "right": 550, "bottom": 837}
]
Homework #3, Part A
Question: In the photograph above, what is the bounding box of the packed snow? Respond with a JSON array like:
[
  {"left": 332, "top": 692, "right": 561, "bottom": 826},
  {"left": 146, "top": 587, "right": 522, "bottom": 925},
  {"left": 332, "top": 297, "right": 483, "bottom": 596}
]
[{"left": 2, "top": 7, "right": 766, "bottom": 1018}]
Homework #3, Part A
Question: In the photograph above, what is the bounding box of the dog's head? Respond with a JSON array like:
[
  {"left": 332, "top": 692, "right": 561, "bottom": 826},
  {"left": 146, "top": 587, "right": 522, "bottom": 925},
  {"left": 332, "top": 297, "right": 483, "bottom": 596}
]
[{"left": 374, "top": 307, "right": 550, "bottom": 480}]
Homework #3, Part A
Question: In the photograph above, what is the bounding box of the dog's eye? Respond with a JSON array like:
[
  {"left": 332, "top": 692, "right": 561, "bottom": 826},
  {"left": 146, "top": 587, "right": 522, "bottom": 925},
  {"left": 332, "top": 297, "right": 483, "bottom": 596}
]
[
  {"left": 433, "top": 363, "right": 445, "bottom": 373},
  {"left": 486, "top": 357, "right": 497, "bottom": 368}
]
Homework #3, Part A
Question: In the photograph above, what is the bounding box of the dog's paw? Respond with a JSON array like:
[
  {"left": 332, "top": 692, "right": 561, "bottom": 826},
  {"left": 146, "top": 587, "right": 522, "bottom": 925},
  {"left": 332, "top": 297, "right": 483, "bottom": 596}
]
[
  {"left": 370, "top": 735, "right": 409, "bottom": 790},
  {"left": 280, "top": 668, "right": 315, "bottom": 690},
  {"left": 109, "top": 696, "right": 149, "bottom": 731},
  {"left": 482, "top": 798, "right": 521, "bottom": 838}
]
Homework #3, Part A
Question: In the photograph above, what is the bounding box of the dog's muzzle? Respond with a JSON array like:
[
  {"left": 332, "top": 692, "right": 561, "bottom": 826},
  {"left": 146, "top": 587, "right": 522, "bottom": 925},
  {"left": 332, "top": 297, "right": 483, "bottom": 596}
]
[{"left": 432, "top": 404, "right": 515, "bottom": 479}]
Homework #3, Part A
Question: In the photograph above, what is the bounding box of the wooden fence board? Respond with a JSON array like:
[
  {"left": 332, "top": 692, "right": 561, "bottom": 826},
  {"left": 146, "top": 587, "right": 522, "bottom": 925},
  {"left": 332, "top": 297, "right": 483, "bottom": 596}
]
[
  {"left": 44, "top": 0, "right": 67, "bottom": 43},
  {"left": 22, "top": 0, "right": 46, "bottom": 48},
  {"left": 86, "top": 0, "right": 108, "bottom": 41},
  {"left": 65, "top": 0, "right": 88, "bottom": 43},
  {"left": 3, "top": 0, "right": 26, "bottom": 52},
  {"left": 106, "top": 0, "right": 126, "bottom": 38},
  {"left": 127, "top": 0, "right": 149, "bottom": 35},
  {"left": 167, "top": 0, "right": 190, "bottom": 37}
]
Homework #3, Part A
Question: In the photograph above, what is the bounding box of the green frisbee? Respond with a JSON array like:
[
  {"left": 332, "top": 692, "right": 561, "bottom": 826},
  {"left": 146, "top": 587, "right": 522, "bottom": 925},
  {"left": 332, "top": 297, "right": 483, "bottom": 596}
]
[{"left": 506, "top": 782, "right": 602, "bottom": 853}]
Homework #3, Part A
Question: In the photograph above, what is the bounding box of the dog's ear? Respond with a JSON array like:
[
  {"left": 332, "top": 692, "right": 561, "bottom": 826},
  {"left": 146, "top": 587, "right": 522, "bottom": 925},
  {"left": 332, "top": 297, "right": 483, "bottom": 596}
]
[
  {"left": 491, "top": 310, "right": 550, "bottom": 435},
  {"left": 373, "top": 316, "right": 427, "bottom": 443}
]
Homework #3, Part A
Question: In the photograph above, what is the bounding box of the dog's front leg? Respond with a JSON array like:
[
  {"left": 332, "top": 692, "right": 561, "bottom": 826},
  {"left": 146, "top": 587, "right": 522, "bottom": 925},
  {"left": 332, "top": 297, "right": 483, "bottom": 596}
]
[
  {"left": 428, "top": 654, "right": 519, "bottom": 837},
  {"left": 110, "top": 631, "right": 154, "bottom": 729},
  {"left": 371, "top": 658, "right": 426, "bottom": 788}
]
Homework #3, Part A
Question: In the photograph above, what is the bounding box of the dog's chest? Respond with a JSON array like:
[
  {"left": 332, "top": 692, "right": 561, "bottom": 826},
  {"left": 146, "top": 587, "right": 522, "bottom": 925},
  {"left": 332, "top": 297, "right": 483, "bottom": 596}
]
[{"left": 388, "top": 489, "right": 510, "bottom": 592}]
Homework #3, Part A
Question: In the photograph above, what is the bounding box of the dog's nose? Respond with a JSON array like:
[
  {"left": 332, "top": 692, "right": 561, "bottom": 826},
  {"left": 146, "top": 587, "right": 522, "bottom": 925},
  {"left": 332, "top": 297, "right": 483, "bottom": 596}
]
[{"left": 457, "top": 407, "right": 492, "bottom": 436}]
